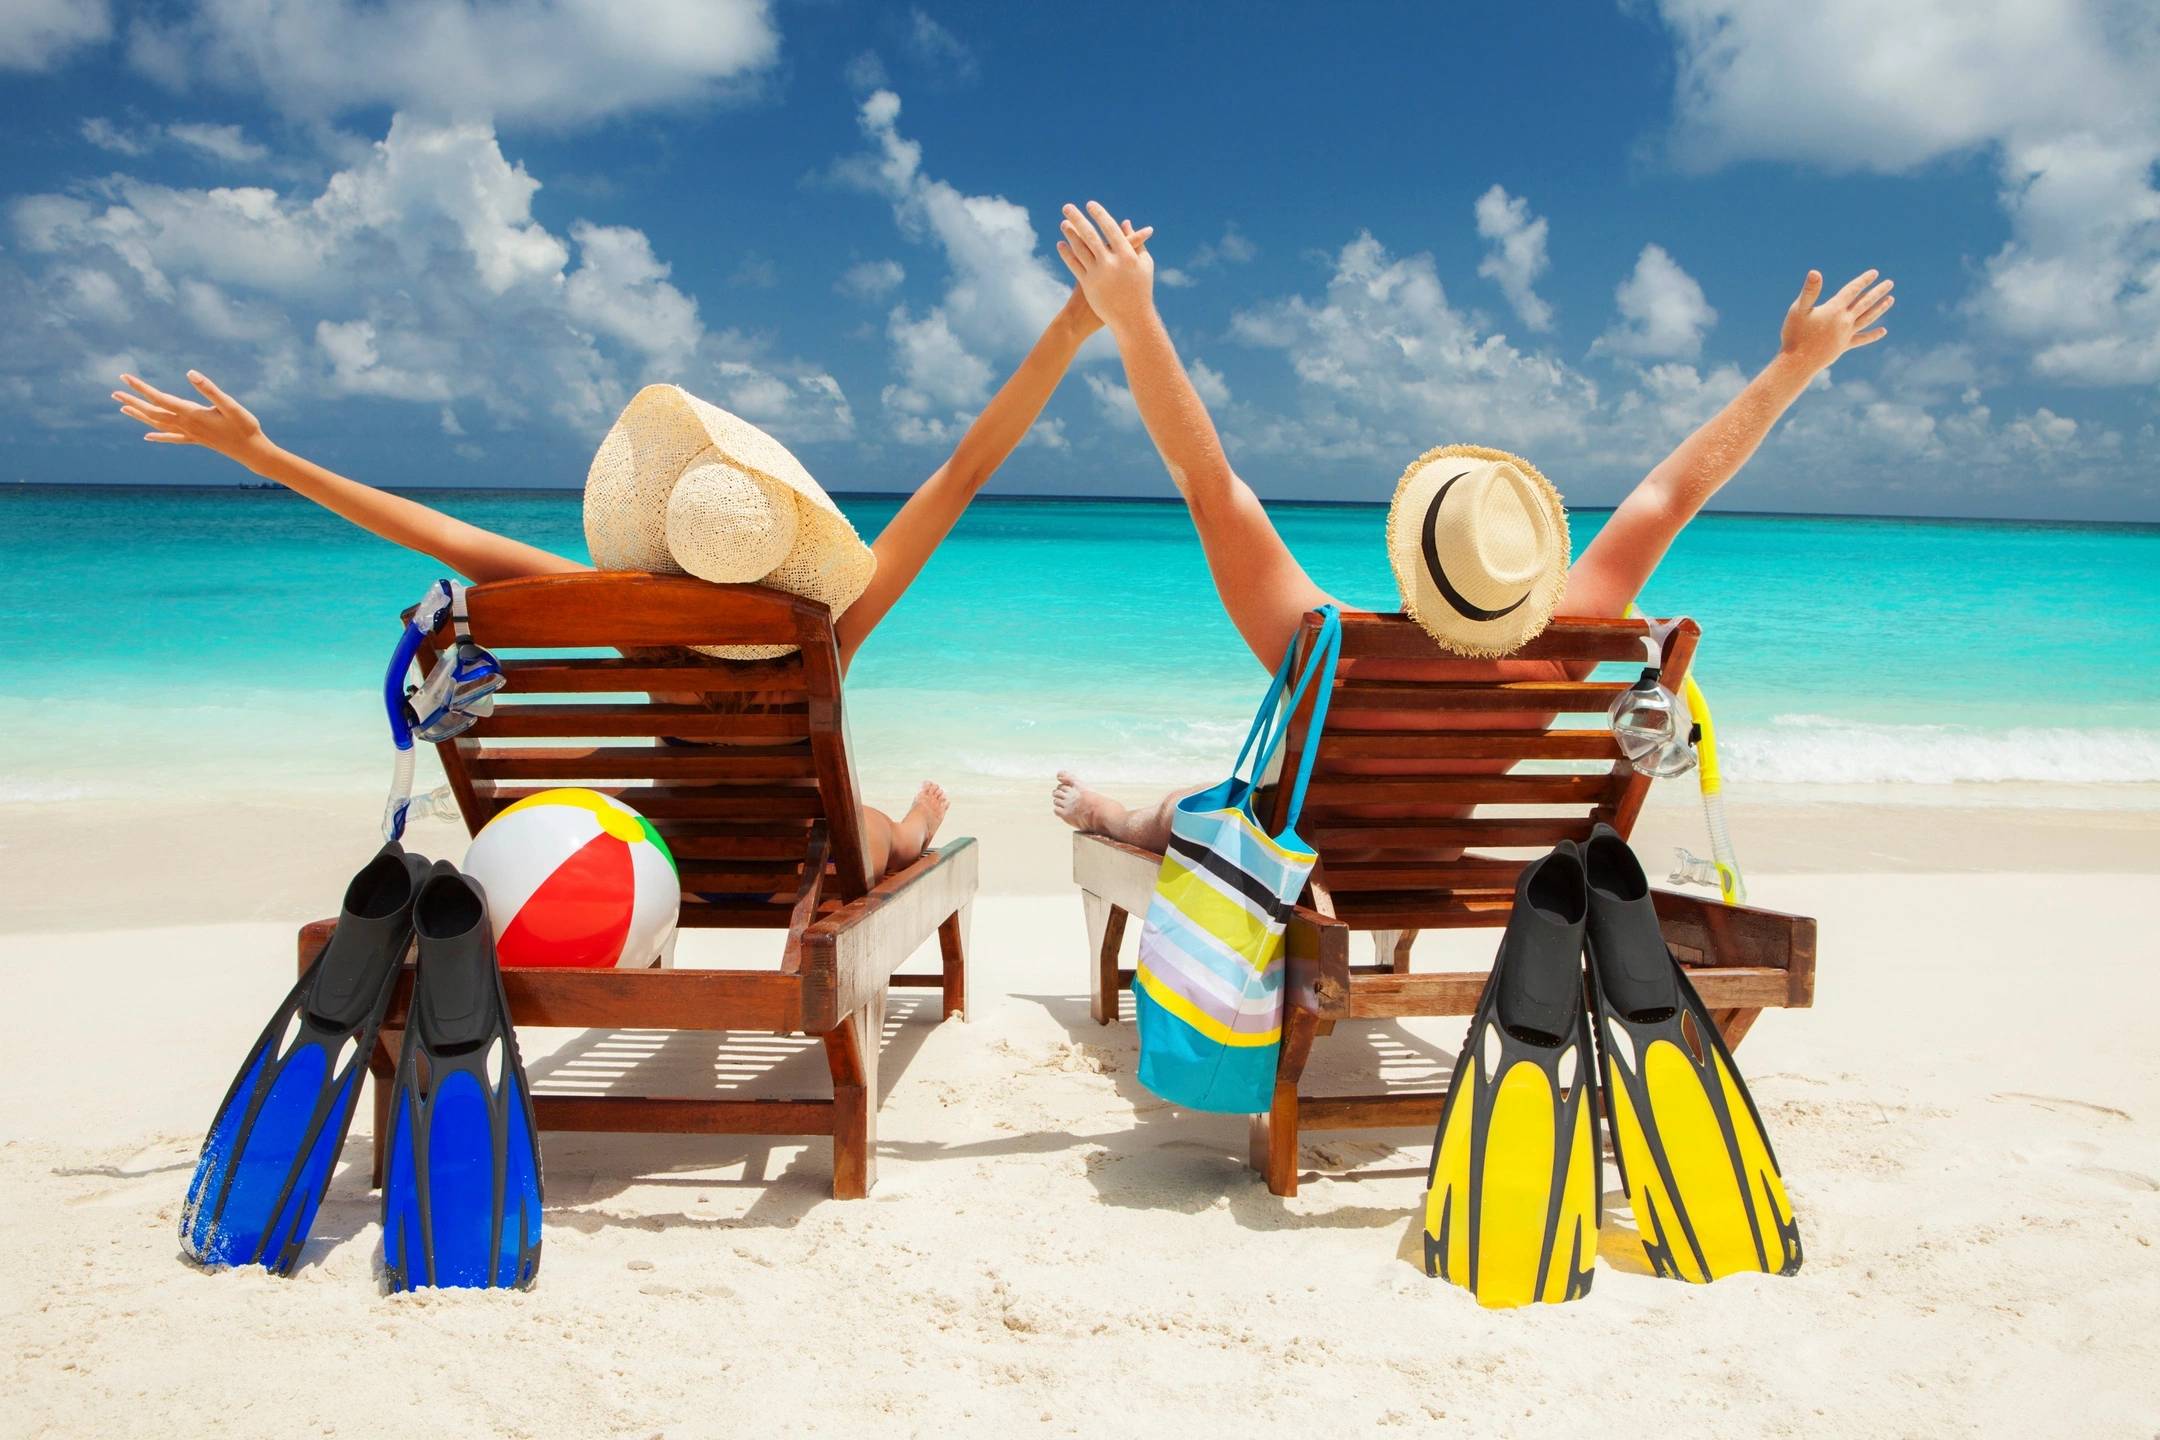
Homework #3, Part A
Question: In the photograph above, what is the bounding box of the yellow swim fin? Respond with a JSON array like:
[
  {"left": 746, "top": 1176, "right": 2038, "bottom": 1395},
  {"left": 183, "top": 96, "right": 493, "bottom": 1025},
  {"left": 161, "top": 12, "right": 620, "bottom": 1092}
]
[
  {"left": 1581, "top": 823, "right": 1802, "bottom": 1282},
  {"left": 1422, "top": 843, "right": 1601, "bottom": 1307}
]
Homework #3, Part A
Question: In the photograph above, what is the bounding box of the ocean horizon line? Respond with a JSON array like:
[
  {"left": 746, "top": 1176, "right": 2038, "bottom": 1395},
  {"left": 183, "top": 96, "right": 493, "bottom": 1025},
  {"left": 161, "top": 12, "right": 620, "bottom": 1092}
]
[{"left": 8, "top": 478, "right": 2158, "bottom": 533}]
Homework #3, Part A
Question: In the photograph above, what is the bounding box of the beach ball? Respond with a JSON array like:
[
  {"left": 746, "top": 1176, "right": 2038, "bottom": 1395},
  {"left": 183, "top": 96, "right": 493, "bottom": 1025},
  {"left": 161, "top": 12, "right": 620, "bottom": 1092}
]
[{"left": 461, "top": 789, "right": 680, "bottom": 969}]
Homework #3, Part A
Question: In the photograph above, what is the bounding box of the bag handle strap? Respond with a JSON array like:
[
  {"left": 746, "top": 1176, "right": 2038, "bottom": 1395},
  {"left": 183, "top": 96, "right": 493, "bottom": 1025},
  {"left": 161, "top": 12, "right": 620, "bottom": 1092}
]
[
  {"left": 1275, "top": 606, "right": 1341, "bottom": 833},
  {"left": 1226, "top": 611, "right": 1307, "bottom": 790},
  {"left": 1235, "top": 605, "right": 1341, "bottom": 824}
]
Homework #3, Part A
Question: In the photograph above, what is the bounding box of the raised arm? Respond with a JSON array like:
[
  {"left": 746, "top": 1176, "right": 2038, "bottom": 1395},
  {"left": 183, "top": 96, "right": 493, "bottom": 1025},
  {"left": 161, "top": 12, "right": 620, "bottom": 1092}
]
[
  {"left": 1566, "top": 268, "right": 1894, "bottom": 618},
  {"left": 114, "top": 371, "right": 583, "bottom": 583},
  {"left": 1058, "top": 200, "right": 1334, "bottom": 667},
  {"left": 835, "top": 222, "right": 1151, "bottom": 663}
]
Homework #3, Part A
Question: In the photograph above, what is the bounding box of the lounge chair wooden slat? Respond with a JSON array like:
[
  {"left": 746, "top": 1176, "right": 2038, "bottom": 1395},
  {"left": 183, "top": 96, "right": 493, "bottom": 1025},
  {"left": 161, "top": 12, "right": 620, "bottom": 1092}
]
[
  {"left": 655, "top": 824, "right": 818, "bottom": 860},
  {"left": 308, "top": 574, "right": 975, "bottom": 1200},
  {"left": 1331, "top": 613, "right": 1656, "bottom": 662},
  {"left": 469, "top": 703, "right": 810, "bottom": 739},
  {"left": 464, "top": 745, "right": 817, "bottom": 782},
  {"left": 1302, "top": 773, "right": 1616, "bottom": 807},
  {"left": 496, "top": 656, "right": 805, "bottom": 692},
  {"left": 1308, "top": 816, "right": 1598, "bottom": 848},
  {"left": 472, "top": 781, "right": 825, "bottom": 819},
  {"left": 1329, "top": 679, "right": 1630, "bottom": 712},
  {"left": 676, "top": 899, "right": 804, "bottom": 928},
  {"left": 455, "top": 571, "right": 816, "bottom": 647},
  {"left": 674, "top": 862, "right": 806, "bottom": 892},
  {"left": 1320, "top": 860, "right": 1528, "bottom": 892},
  {"left": 1316, "top": 728, "right": 1621, "bottom": 760},
  {"left": 1074, "top": 608, "right": 1817, "bottom": 1198}
]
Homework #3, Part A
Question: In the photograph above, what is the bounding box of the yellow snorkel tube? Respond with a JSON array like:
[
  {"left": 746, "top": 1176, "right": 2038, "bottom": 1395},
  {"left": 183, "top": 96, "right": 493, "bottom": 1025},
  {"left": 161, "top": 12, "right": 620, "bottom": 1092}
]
[
  {"left": 1678, "top": 665, "right": 1746, "bottom": 904},
  {"left": 1624, "top": 605, "right": 1747, "bottom": 906}
]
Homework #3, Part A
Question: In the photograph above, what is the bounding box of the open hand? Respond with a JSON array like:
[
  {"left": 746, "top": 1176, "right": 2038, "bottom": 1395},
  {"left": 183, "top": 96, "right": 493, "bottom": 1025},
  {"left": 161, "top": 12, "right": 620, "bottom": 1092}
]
[
  {"left": 1062, "top": 215, "right": 1152, "bottom": 337},
  {"left": 113, "top": 371, "right": 274, "bottom": 471},
  {"left": 1056, "top": 201, "right": 1156, "bottom": 336},
  {"left": 1780, "top": 269, "right": 1893, "bottom": 372}
]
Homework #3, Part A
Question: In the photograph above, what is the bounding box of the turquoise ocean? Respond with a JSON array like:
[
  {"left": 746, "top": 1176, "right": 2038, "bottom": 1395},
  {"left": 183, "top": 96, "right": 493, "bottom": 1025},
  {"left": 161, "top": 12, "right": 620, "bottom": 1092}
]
[{"left": 3, "top": 485, "right": 2157, "bottom": 805}]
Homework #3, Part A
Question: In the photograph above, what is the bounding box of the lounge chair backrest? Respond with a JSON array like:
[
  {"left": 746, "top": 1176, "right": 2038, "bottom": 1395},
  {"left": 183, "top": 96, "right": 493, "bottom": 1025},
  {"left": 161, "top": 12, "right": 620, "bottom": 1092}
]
[
  {"left": 1257, "top": 609, "right": 1699, "bottom": 930},
  {"left": 415, "top": 572, "right": 873, "bottom": 920}
]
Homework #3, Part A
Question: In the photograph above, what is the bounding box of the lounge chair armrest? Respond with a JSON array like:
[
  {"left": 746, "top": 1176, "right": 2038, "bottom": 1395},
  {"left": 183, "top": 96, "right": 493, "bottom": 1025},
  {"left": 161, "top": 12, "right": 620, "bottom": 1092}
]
[
  {"left": 1651, "top": 887, "right": 1817, "bottom": 1008},
  {"left": 1285, "top": 905, "right": 1353, "bottom": 1018},
  {"left": 1070, "top": 831, "right": 1160, "bottom": 916},
  {"left": 800, "top": 838, "right": 979, "bottom": 1033}
]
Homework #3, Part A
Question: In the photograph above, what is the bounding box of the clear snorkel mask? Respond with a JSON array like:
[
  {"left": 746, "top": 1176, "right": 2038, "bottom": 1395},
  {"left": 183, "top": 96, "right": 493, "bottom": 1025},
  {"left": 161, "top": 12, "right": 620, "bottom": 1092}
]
[
  {"left": 381, "top": 579, "right": 504, "bottom": 840},
  {"left": 1608, "top": 616, "right": 1697, "bottom": 779}
]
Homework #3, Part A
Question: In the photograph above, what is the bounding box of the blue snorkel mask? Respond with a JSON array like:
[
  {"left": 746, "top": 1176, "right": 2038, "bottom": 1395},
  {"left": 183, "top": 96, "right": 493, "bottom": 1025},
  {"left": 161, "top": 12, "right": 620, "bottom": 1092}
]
[{"left": 382, "top": 579, "right": 504, "bottom": 840}]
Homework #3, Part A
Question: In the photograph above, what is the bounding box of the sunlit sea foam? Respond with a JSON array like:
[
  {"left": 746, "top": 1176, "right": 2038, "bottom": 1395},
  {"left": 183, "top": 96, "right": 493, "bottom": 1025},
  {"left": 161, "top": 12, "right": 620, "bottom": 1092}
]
[{"left": 1721, "top": 715, "right": 2160, "bottom": 785}]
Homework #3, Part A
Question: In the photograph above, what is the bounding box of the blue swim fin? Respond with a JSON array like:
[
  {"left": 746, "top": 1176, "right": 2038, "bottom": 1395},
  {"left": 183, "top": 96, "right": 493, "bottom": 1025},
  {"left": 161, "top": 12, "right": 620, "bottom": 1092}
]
[
  {"left": 181, "top": 843, "right": 429, "bottom": 1273},
  {"left": 381, "top": 863, "right": 544, "bottom": 1291}
]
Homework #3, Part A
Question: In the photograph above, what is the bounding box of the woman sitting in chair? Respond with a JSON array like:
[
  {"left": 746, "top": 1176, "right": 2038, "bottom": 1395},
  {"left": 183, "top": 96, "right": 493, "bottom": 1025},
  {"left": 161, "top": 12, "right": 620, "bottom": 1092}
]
[
  {"left": 114, "top": 219, "right": 1154, "bottom": 877},
  {"left": 1042, "top": 200, "right": 1893, "bottom": 848}
]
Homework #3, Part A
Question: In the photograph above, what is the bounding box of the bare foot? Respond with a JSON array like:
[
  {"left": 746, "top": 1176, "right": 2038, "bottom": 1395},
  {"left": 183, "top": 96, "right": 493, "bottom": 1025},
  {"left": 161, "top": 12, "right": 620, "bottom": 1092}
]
[
  {"left": 1052, "top": 770, "right": 1129, "bottom": 835},
  {"left": 904, "top": 780, "right": 949, "bottom": 846}
]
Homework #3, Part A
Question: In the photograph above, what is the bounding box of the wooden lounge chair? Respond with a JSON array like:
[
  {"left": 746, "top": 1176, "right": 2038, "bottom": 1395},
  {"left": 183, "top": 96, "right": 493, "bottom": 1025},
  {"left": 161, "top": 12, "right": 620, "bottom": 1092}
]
[
  {"left": 1074, "top": 609, "right": 1816, "bottom": 1196},
  {"left": 297, "top": 572, "right": 976, "bottom": 1199}
]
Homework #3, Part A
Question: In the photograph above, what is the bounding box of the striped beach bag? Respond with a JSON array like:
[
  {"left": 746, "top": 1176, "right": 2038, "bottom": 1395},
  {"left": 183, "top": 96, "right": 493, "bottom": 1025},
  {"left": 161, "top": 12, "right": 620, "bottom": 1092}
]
[{"left": 1133, "top": 605, "right": 1342, "bottom": 1113}]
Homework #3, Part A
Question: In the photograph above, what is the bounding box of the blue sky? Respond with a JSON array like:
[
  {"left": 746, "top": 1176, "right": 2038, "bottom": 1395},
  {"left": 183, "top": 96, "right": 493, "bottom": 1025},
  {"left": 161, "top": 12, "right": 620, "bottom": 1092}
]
[{"left": 3, "top": 0, "right": 2155, "bottom": 520}]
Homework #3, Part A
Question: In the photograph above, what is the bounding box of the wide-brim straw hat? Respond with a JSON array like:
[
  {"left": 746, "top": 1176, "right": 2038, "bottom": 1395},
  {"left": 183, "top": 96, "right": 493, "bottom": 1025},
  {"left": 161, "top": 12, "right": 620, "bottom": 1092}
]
[
  {"left": 1385, "top": 444, "right": 1569, "bottom": 658},
  {"left": 584, "top": 384, "right": 877, "bottom": 660}
]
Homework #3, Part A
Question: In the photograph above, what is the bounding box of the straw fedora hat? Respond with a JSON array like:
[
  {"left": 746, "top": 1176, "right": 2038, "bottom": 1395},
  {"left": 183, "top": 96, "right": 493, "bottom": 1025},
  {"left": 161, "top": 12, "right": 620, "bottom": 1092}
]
[
  {"left": 1385, "top": 444, "right": 1569, "bottom": 658},
  {"left": 583, "top": 384, "right": 876, "bottom": 659}
]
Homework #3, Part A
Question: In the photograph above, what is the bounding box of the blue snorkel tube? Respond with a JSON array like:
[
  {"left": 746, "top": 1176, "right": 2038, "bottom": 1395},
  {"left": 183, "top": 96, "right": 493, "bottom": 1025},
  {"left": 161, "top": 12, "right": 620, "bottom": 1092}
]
[
  {"left": 382, "top": 579, "right": 503, "bottom": 841},
  {"left": 381, "top": 608, "right": 430, "bottom": 841}
]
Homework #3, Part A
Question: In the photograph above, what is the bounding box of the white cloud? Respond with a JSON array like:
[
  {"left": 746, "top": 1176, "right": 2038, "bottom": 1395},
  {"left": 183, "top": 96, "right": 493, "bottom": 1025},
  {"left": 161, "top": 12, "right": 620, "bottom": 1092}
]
[
  {"left": 1598, "top": 245, "right": 1717, "bottom": 361},
  {"left": 1473, "top": 184, "right": 1554, "bottom": 332},
  {"left": 562, "top": 221, "right": 703, "bottom": 371},
  {"left": 127, "top": 0, "right": 781, "bottom": 128},
  {"left": 166, "top": 122, "right": 269, "bottom": 166},
  {"left": 1207, "top": 227, "right": 1257, "bottom": 265},
  {"left": 728, "top": 253, "right": 779, "bottom": 290},
  {"left": 1229, "top": 231, "right": 1601, "bottom": 462},
  {"left": 1085, "top": 373, "right": 1140, "bottom": 430},
  {"left": 81, "top": 117, "right": 145, "bottom": 156},
  {"left": 904, "top": 8, "right": 977, "bottom": 82},
  {"left": 1189, "top": 358, "right": 1232, "bottom": 407},
  {"left": 843, "top": 88, "right": 1078, "bottom": 441},
  {"left": 845, "top": 50, "right": 890, "bottom": 92},
  {"left": 4, "top": 112, "right": 851, "bottom": 442},
  {"left": 1647, "top": 0, "right": 2160, "bottom": 385},
  {"left": 0, "top": 0, "right": 110, "bottom": 70},
  {"left": 1220, "top": 223, "right": 2136, "bottom": 509},
  {"left": 79, "top": 116, "right": 272, "bottom": 168},
  {"left": 837, "top": 258, "right": 905, "bottom": 301},
  {"left": 884, "top": 305, "right": 992, "bottom": 412},
  {"left": 1163, "top": 222, "right": 1257, "bottom": 286}
]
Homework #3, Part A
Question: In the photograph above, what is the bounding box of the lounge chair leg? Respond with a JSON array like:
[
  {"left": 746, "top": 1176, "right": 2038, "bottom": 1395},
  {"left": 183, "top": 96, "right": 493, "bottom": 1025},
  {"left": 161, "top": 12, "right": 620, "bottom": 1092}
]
[
  {"left": 937, "top": 903, "right": 970, "bottom": 1021},
  {"left": 1714, "top": 1006, "right": 1762, "bottom": 1050},
  {"left": 1083, "top": 891, "right": 1128, "bottom": 1025},
  {"left": 1249, "top": 1007, "right": 1320, "bottom": 1197},
  {"left": 1371, "top": 928, "right": 1416, "bottom": 973},
  {"left": 822, "top": 989, "right": 884, "bottom": 1199}
]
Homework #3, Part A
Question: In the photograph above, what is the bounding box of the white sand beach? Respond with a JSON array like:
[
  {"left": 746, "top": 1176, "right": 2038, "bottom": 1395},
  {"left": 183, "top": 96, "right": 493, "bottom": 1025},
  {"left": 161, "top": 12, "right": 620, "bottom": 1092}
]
[
  {"left": 4, "top": 781, "right": 2160, "bottom": 1433},
  {"left": 4, "top": 783, "right": 2159, "bottom": 1438}
]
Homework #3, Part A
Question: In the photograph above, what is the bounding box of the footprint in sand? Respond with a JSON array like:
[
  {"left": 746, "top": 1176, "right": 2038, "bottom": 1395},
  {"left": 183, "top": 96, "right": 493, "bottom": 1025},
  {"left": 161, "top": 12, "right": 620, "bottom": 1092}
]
[
  {"left": 2074, "top": 1166, "right": 2159, "bottom": 1193},
  {"left": 55, "top": 1140, "right": 196, "bottom": 1205},
  {"left": 1990, "top": 1092, "right": 2135, "bottom": 1123}
]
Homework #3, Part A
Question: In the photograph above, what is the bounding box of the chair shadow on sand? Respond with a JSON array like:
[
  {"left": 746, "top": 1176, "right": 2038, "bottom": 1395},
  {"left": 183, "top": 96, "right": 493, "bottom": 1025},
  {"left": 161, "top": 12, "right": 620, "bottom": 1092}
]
[{"left": 296, "top": 986, "right": 944, "bottom": 1269}]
